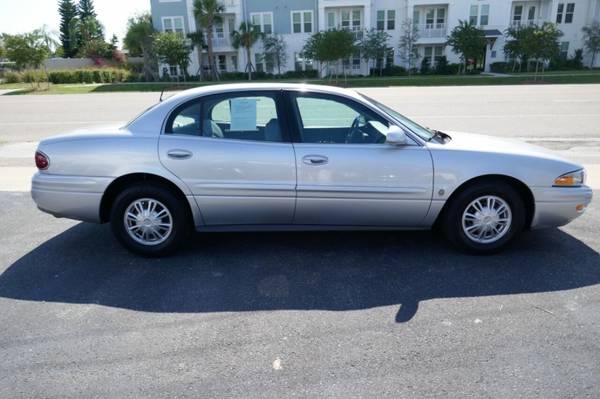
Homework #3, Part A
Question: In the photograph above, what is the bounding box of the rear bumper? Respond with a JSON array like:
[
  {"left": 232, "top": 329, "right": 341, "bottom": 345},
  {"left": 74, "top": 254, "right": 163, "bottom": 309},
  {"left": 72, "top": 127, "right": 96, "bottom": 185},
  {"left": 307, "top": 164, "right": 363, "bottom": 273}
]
[
  {"left": 31, "top": 172, "right": 112, "bottom": 223},
  {"left": 531, "top": 186, "right": 593, "bottom": 229}
]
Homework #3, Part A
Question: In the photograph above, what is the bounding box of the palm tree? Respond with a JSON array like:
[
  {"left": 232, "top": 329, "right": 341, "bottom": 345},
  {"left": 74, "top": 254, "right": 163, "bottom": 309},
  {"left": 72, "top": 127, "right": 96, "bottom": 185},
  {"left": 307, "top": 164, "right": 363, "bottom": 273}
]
[
  {"left": 124, "top": 13, "right": 158, "bottom": 81},
  {"left": 231, "top": 22, "right": 262, "bottom": 80},
  {"left": 193, "top": 0, "right": 224, "bottom": 80}
]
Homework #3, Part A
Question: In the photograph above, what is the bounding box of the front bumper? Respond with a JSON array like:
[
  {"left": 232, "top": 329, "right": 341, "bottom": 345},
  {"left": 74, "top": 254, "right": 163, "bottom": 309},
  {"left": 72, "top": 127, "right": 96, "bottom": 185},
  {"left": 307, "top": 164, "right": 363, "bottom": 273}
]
[
  {"left": 530, "top": 185, "right": 593, "bottom": 229},
  {"left": 31, "top": 172, "right": 113, "bottom": 223}
]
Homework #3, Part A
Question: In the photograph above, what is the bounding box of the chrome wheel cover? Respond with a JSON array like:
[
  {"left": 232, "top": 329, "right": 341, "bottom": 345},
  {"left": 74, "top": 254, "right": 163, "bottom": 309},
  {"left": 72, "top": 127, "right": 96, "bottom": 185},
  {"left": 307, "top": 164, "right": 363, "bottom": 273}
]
[
  {"left": 461, "top": 195, "right": 512, "bottom": 244},
  {"left": 124, "top": 198, "right": 173, "bottom": 246}
]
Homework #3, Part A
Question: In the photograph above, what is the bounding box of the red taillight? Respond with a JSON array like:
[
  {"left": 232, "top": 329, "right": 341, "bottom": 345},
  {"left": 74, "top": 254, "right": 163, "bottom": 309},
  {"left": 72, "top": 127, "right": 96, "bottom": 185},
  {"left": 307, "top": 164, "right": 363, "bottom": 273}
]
[{"left": 35, "top": 151, "right": 49, "bottom": 170}]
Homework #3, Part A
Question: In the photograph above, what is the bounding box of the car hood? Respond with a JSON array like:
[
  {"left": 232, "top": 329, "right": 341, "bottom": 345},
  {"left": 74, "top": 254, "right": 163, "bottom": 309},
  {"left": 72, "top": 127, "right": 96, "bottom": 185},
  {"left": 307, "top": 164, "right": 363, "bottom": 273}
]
[{"left": 439, "top": 131, "right": 579, "bottom": 166}]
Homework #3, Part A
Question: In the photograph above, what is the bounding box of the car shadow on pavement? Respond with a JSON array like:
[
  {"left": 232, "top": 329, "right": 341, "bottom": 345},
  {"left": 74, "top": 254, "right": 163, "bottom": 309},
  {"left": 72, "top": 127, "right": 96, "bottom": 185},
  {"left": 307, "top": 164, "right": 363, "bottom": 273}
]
[{"left": 1, "top": 223, "right": 599, "bottom": 323}]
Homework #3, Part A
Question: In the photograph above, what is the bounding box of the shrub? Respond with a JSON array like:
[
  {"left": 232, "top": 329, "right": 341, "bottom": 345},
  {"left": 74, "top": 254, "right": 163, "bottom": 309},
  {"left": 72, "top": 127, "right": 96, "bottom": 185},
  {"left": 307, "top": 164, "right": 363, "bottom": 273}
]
[
  {"left": 47, "top": 68, "right": 131, "bottom": 84},
  {"left": 420, "top": 57, "right": 431, "bottom": 74},
  {"left": 21, "top": 69, "right": 47, "bottom": 83},
  {"left": 446, "top": 63, "right": 461, "bottom": 74},
  {"left": 281, "top": 69, "right": 319, "bottom": 79},
  {"left": 4, "top": 71, "right": 23, "bottom": 83},
  {"left": 490, "top": 62, "right": 510, "bottom": 73},
  {"left": 434, "top": 56, "right": 452, "bottom": 74}
]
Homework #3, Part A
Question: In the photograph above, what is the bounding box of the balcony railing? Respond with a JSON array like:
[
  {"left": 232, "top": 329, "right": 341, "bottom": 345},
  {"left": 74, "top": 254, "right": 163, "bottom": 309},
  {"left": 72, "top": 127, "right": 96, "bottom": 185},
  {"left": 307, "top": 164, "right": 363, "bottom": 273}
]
[
  {"left": 212, "top": 36, "right": 232, "bottom": 49},
  {"left": 416, "top": 23, "right": 447, "bottom": 38},
  {"left": 509, "top": 19, "right": 545, "bottom": 28}
]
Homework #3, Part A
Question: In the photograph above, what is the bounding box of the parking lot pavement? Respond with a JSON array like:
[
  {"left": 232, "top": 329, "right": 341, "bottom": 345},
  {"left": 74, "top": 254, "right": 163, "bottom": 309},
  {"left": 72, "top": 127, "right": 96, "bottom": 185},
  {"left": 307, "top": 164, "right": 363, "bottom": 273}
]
[
  {"left": 0, "top": 192, "right": 599, "bottom": 398},
  {"left": 1, "top": 85, "right": 599, "bottom": 397}
]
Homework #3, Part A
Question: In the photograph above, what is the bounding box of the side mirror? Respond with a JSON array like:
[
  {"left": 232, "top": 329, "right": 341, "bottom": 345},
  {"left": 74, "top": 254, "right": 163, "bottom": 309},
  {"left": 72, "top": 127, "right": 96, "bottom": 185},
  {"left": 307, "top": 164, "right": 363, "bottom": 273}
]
[{"left": 386, "top": 125, "right": 408, "bottom": 146}]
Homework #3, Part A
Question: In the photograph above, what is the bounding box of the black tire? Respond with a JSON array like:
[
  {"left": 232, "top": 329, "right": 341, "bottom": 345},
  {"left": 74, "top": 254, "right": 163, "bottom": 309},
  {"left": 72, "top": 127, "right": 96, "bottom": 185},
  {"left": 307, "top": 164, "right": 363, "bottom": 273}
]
[
  {"left": 441, "top": 181, "right": 526, "bottom": 254},
  {"left": 110, "top": 183, "right": 190, "bottom": 257}
]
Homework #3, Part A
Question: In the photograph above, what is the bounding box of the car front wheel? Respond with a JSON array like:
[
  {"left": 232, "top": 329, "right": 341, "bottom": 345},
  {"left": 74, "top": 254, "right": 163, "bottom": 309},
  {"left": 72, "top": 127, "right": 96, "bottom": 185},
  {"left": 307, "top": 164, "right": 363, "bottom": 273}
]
[
  {"left": 442, "top": 181, "right": 526, "bottom": 254},
  {"left": 110, "top": 184, "right": 190, "bottom": 257}
]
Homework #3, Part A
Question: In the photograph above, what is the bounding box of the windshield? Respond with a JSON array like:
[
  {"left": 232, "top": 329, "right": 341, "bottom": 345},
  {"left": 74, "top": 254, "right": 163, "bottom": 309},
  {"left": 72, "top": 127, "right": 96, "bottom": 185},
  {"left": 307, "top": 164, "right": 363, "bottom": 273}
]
[{"left": 360, "top": 94, "right": 434, "bottom": 141}]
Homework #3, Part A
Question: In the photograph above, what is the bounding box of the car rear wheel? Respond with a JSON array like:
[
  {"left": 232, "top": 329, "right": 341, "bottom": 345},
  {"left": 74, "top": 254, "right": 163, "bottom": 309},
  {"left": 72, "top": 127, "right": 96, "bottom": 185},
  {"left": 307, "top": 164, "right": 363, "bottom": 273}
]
[
  {"left": 442, "top": 181, "right": 525, "bottom": 254},
  {"left": 110, "top": 184, "right": 190, "bottom": 257}
]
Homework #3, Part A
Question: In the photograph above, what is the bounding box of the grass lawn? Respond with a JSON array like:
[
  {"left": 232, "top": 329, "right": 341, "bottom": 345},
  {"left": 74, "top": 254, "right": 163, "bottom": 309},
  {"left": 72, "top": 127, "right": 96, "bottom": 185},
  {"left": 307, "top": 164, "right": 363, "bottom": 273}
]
[{"left": 3, "top": 71, "right": 600, "bottom": 95}]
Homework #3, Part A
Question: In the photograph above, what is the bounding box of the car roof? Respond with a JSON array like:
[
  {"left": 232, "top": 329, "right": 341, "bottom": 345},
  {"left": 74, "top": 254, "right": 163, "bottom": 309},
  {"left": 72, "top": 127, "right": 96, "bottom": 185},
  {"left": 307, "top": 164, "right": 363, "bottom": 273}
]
[{"left": 164, "top": 83, "right": 364, "bottom": 103}]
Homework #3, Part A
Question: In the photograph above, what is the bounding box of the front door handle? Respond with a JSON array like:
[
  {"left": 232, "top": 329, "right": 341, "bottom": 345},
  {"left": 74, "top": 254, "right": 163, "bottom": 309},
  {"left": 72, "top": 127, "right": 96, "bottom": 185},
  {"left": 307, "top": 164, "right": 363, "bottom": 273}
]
[
  {"left": 302, "top": 155, "right": 329, "bottom": 166},
  {"left": 167, "top": 149, "right": 193, "bottom": 160}
]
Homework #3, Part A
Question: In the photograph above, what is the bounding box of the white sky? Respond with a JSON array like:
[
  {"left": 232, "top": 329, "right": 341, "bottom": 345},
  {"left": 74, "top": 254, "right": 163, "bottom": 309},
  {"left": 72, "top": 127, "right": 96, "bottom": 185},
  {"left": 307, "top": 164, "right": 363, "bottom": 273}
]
[{"left": 0, "top": 0, "right": 150, "bottom": 46}]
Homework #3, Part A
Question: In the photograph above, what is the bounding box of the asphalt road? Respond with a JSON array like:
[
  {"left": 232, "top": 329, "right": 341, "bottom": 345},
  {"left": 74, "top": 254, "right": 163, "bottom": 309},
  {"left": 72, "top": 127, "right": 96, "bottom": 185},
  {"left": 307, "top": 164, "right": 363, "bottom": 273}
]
[
  {"left": 0, "top": 191, "right": 599, "bottom": 398},
  {"left": 1, "top": 85, "right": 600, "bottom": 398},
  {"left": 1, "top": 84, "right": 600, "bottom": 143}
]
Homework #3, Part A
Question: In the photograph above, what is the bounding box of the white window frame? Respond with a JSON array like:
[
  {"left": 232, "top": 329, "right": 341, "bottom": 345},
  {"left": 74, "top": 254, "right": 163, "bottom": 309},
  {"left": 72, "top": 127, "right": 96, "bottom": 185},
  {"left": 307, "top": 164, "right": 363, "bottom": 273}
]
[
  {"left": 291, "top": 10, "right": 313, "bottom": 34},
  {"left": 250, "top": 12, "right": 274, "bottom": 34},
  {"left": 479, "top": 4, "right": 489, "bottom": 26},
  {"left": 376, "top": 9, "right": 396, "bottom": 31},
  {"left": 161, "top": 16, "right": 185, "bottom": 35}
]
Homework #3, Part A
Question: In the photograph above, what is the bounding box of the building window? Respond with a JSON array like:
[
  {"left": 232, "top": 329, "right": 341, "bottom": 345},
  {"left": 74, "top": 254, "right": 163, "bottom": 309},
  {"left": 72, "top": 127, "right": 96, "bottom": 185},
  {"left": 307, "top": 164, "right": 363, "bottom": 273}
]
[
  {"left": 423, "top": 46, "right": 444, "bottom": 65},
  {"left": 426, "top": 9, "right": 435, "bottom": 27},
  {"left": 341, "top": 10, "right": 350, "bottom": 29},
  {"left": 387, "top": 10, "right": 396, "bottom": 30},
  {"left": 556, "top": 3, "right": 564, "bottom": 23},
  {"left": 227, "top": 17, "right": 235, "bottom": 35},
  {"left": 218, "top": 55, "right": 226, "bottom": 71},
  {"left": 377, "top": 10, "right": 385, "bottom": 31},
  {"left": 480, "top": 5, "right": 489, "bottom": 26},
  {"left": 291, "top": 10, "right": 313, "bottom": 33},
  {"left": 560, "top": 41, "right": 569, "bottom": 58},
  {"left": 352, "top": 53, "right": 361, "bottom": 70},
  {"left": 162, "top": 16, "right": 185, "bottom": 35},
  {"left": 250, "top": 12, "right": 273, "bottom": 34},
  {"left": 527, "top": 6, "right": 536, "bottom": 23},
  {"left": 255, "top": 53, "right": 264, "bottom": 72},
  {"left": 352, "top": 10, "right": 361, "bottom": 31},
  {"left": 215, "top": 21, "right": 224, "bottom": 38},
  {"left": 327, "top": 11, "right": 336, "bottom": 29},
  {"left": 565, "top": 3, "right": 575, "bottom": 23},
  {"left": 376, "top": 10, "right": 395, "bottom": 30},
  {"left": 513, "top": 5, "right": 523, "bottom": 24},
  {"left": 231, "top": 55, "right": 238, "bottom": 70},
  {"left": 413, "top": 10, "right": 420, "bottom": 24},
  {"left": 469, "top": 5, "right": 478, "bottom": 25},
  {"left": 436, "top": 8, "right": 445, "bottom": 27}
]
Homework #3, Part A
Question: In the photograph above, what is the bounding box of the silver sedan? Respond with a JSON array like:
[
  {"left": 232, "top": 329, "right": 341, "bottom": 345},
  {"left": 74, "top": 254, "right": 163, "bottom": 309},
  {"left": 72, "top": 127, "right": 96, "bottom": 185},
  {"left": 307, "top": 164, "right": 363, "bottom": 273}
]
[{"left": 31, "top": 83, "right": 592, "bottom": 256}]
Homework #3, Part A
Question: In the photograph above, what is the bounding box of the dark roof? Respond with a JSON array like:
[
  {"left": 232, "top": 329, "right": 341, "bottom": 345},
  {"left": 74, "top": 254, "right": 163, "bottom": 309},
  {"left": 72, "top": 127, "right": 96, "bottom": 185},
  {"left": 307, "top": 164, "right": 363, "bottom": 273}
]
[{"left": 483, "top": 29, "right": 503, "bottom": 37}]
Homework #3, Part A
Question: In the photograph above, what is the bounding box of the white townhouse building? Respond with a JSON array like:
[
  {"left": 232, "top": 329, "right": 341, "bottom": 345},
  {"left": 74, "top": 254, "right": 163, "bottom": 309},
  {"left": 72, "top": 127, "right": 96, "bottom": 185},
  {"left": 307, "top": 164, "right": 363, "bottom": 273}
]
[{"left": 150, "top": 0, "right": 600, "bottom": 77}]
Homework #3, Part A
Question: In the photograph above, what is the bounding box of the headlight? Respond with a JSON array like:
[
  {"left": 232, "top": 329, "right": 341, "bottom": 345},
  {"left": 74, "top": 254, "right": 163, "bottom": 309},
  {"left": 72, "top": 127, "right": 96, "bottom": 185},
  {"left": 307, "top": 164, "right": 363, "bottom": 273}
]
[{"left": 553, "top": 169, "right": 585, "bottom": 187}]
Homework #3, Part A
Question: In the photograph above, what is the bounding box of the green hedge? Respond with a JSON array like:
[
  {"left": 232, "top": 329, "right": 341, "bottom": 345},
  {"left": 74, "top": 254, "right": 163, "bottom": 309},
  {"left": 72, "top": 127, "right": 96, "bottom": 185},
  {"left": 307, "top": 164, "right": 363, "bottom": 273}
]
[
  {"left": 47, "top": 68, "right": 131, "bottom": 84},
  {"left": 3, "top": 68, "right": 132, "bottom": 84}
]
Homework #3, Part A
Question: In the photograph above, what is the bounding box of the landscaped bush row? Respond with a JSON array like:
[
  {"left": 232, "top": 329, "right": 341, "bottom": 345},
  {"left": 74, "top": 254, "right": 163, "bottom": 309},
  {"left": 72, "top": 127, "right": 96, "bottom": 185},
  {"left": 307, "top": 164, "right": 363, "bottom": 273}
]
[
  {"left": 4, "top": 68, "right": 133, "bottom": 84},
  {"left": 47, "top": 68, "right": 132, "bottom": 84}
]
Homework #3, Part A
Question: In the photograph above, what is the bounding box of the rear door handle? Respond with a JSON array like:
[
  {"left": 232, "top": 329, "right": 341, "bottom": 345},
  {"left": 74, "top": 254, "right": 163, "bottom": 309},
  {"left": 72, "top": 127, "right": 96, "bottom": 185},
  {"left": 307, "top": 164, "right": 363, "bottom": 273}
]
[
  {"left": 167, "top": 149, "right": 193, "bottom": 160},
  {"left": 302, "top": 155, "right": 329, "bottom": 165}
]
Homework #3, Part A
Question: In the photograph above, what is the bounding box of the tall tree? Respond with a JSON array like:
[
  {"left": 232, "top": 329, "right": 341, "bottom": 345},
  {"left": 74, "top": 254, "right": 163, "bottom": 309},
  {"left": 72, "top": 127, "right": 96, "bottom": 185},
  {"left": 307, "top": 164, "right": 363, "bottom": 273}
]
[
  {"left": 193, "top": 0, "right": 224, "bottom": 80},
  {"left": 531, "top": 22, "right": 562, "bottom": 79},
  {"left": 78, "top": 0, "right": 97, "bottom": 20},
  {"left": 124, "top": 13, "right": 158, "bottom": 81},
  {"left": 398, "top": 18, "right": 419, "bottom": 76},
  {"left": 582, "top": 21, "right": 600, "bottom": 68},
  {"left": 77, "top": 0, "right": 104, "bottom": 41},
  {"left": 302, "top": 29, "right": 356, "bottom": 80},
  {"left": 154, "top": 31, "right": 192, "bottom": 81},
  {"left": 360, "top": 29, "right": 392, "bottom": 76},
  {"left": 231, "top": 22, "right": 262, "bottom": 80},
  {"left": 58, "top": 0, "right": 78, "bottom": 57},
  {"left": 262, "top": 34, "right": 287, "bottom": 75},
  {"left": 446, "top": 20, "right": 486, "bottom": 74},
  {"left": 4, "top": 30, "right": 51, "bottom": 88}
]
